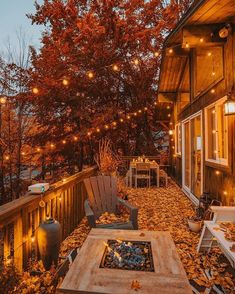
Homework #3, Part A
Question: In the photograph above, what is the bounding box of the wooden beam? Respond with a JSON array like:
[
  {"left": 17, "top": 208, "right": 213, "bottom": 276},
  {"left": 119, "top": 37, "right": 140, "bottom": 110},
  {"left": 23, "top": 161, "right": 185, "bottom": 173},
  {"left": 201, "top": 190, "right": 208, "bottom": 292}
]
[
  {"left": 182, "top": 24, "right": 227, "bottom": 48},
  {"left": 158, "top": 93, "right": 176, "bottom": 103},
  {"left": 165, "top": 46, "right": 190, "bottom": 57}
]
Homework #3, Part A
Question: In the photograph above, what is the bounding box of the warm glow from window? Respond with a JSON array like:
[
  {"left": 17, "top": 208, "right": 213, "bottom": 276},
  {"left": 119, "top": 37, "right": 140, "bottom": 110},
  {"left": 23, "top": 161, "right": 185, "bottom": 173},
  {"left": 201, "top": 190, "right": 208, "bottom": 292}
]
[{"left": 205, "top": 97, "right": 228, "bottom": 165}]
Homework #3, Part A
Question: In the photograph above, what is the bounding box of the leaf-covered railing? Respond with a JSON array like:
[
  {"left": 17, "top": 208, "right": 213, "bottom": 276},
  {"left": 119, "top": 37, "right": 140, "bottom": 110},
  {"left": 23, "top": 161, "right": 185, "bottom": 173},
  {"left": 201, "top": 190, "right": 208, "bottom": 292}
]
[{"left": 0, "top": 166, "right": 97, "bottom": 272}]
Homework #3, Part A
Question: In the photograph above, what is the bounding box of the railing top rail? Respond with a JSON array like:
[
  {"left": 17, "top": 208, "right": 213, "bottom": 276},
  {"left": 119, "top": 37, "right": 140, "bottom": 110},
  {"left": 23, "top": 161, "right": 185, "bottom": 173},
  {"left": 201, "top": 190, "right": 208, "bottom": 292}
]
[{"left": 0, "top": 166, "right": 97, "bottom": 225}]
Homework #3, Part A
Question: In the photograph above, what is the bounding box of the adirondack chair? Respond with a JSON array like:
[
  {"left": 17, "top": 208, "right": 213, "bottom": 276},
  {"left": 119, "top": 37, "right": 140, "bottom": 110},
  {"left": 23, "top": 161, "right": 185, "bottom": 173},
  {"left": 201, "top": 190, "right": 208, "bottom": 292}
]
[{"left": 84, "top": 176, "right": 138, "bottom": 229}]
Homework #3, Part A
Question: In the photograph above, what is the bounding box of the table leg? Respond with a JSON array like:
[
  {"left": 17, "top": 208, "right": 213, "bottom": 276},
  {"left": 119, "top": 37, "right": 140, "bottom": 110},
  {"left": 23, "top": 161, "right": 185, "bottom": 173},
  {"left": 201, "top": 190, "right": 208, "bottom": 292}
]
[
  {"left": 130, "top": 167, "right": 132, "bottom": 188},
  {"left": 157, "top": 167, "right": 160, "bottom": 187}
]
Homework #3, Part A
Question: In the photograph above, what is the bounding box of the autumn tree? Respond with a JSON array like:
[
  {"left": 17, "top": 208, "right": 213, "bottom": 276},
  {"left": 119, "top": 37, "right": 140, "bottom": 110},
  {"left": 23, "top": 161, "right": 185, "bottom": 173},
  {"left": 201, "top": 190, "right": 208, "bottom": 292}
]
[{"left": 27, "top": 0, "right": 192, "bottom": 170}]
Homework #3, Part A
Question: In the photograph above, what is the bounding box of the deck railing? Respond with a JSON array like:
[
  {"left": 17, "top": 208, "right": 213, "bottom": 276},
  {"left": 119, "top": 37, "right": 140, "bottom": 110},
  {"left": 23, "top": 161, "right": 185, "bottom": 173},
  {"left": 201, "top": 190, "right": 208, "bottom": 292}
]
[{"left": 0, "top": 166, "right": 97, "bottom": 272}]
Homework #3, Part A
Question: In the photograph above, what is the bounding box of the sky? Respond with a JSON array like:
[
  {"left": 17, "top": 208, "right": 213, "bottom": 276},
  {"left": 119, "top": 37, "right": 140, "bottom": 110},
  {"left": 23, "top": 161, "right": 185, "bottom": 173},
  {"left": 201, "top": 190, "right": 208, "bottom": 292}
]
[{"left": 0, "top": 0, "right": 43, "bottom": 52}]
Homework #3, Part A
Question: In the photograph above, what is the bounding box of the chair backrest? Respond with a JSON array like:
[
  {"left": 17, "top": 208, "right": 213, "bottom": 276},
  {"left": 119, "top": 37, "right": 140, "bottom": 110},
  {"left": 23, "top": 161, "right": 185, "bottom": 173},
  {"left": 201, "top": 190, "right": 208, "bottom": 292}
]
[
  {"left": 136, "top": 163, "right": 150, "bottom": 172},
  {"left": 84, "top": 175, "right": 117, "bottom": 216}
]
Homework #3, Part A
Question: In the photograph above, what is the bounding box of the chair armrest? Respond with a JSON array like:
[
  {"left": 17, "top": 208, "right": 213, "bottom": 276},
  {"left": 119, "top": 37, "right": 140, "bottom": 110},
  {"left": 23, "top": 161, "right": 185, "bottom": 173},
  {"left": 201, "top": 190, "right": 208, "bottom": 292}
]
[
  {"left": 84, "top": 199, "right": 96, "bottom": 228},
  {"left": 117, "top": 197, "right": 138, "bottom": 230},
  {"left": 117, "top": 197, "right": 136, "bottom": 210}
]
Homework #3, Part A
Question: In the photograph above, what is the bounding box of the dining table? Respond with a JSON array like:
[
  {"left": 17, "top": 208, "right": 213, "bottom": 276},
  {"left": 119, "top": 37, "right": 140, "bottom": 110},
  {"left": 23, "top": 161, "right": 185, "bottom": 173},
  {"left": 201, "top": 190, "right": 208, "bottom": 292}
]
[{"left": 129, "top": 160, "right": 160, "bottom": 188}]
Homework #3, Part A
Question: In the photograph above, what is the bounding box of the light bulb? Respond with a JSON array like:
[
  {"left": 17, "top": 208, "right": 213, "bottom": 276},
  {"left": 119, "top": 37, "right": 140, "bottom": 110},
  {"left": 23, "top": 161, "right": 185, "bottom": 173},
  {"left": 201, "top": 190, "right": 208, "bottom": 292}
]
[
  {"left": 62, "top": 79, "right": 69, "bottom": 86},
  {"left": 169, "top": 48, "right": 173, "bottom": 54},
  {"left": 87, "top": 71, "right": 94, "bottom": 79},
  {"left": 112, "top": 64, "right": 119, "bottom": 71},
  {"left": 32, "top": 87, "right": 39, "bottom": 94}
]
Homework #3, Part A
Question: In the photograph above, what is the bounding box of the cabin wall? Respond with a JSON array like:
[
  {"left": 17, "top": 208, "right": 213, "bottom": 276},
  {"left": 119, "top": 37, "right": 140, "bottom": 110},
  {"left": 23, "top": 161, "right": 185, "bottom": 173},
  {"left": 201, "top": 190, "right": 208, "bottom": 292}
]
[{"left": 171, "top": 24, "right": 235, "bottom": 204}]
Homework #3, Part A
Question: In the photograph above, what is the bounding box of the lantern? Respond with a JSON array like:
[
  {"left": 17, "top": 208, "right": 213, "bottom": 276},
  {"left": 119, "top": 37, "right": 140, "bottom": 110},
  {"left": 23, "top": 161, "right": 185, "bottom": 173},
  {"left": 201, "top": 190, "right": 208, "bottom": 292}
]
[
  {"left": 37, "top": 217, "right": 62, "bottom": 270},
  {"left": 224, "top": 91, "right": 235, "bottom": 116}
]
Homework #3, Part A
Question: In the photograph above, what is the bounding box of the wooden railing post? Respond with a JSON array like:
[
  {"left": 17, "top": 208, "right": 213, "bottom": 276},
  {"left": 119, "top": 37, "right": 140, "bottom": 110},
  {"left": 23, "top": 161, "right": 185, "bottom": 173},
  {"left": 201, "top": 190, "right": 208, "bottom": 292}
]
[{"left": 14, "top": 214, "right": 23, "bottom": 272}]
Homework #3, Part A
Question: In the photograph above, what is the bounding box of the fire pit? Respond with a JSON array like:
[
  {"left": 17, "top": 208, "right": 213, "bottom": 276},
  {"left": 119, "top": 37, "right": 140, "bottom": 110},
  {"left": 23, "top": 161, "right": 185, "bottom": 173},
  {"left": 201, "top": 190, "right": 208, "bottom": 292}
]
[
  {"left": 57, "top": 229, "right": 192, "bottom": 294},
  {"left": 100, "top": 239, "right": 154, "bottom": 271}
]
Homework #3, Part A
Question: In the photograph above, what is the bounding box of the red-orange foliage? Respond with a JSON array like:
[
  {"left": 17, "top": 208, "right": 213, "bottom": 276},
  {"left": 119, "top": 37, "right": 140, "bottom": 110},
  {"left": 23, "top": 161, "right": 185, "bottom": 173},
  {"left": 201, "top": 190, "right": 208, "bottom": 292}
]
[{"left": 27, "top": 0, "right": 192, "bottom": 158}]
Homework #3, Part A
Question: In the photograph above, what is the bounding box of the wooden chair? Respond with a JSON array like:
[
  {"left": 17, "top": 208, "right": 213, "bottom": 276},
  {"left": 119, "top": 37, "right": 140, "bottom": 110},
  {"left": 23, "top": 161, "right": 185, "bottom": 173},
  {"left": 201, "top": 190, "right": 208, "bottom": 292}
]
[
  {"left": 84, "top": 176, "right": 138, "bottom": 229},
  {"left": 134, "top": 163, "right": 150, "bottom": 188},
  {"left": 159, "top": 168, "right": 169, "bottom": 187}
]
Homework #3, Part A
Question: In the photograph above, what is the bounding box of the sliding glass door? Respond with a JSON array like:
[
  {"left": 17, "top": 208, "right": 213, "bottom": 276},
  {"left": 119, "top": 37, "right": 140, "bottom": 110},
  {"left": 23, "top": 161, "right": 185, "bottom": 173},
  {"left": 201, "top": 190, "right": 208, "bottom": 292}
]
[{"left": 182, "top": 112, "right": 203, "bottom": 200}]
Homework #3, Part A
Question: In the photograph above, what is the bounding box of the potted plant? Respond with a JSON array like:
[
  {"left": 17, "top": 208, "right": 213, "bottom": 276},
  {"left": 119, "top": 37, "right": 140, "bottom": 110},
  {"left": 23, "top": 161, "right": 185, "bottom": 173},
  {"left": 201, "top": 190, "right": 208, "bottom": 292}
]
[{"left": 188, "top": 206, "right": 204, "bottom": 233}]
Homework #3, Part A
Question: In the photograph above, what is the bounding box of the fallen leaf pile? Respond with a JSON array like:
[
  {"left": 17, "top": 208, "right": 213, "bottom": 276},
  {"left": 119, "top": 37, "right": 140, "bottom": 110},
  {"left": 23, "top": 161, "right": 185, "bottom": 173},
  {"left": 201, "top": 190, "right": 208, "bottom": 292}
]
[{"left": 96, "top": 211, "right": 129, "bottom": 225}]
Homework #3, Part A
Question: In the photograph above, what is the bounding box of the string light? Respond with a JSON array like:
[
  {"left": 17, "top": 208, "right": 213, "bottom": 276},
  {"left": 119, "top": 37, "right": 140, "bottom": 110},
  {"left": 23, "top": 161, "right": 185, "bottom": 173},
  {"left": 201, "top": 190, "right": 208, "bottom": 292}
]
[
  {"left": 62, "top": 178, "right": 66, "bottom": 183},
  {"left": 138, "top": 109, "right": 142, "bottom": 113},
  {"left": 127, "top": 115, "right": 131, "bottom": 119},
  {"left": 73, "top": 136, "right": 78, "bottom": 141},
  {"left": 154, "top": 51, "right": 159, "bottom": 57},
  {"left": 212, "top": 71, "right": 215, "bottom": 76},
  {"left": 144, "top": 107, "right": 148, "bottom": 111},
  {"left": 168, "top": 114, "right": 171, "bottom": 117},
  {"left": 223, "top": 191, "right": 228, "bottom": 195},
  {"left": 215, "top": 170, "right": 220, "bottom": 175},
  {"left": 185, "top": 43, "right": 190, "bottom": 48},
  {"left": 87, "top": 71, "right": 94, "bottom": 79},
  {"left": 200, "top": 38, "right": 204, "bottom": 43},
  {"left": 169, "top": 48, "right": 173, "bottom": 54},
  {"left": 134, "top": 112, "right": 137, "bottom": 116},
  {"left": 62, "top": 79, "right": 69, "bottom": 86},
  {"left": 96, "top": 128, "right": 100, "bottom": 133},
  {"left": 50, "top": 143, "right": 55, "bottom": 149},
  {"left": 105, "top": 125, "right": 109, "bottom": 129},
  {"left": 112, "top": 64, "right": 119, "bottom": 71},
  {"left": 31, "top": 235, "right": 35, "bottom": 243},
  {"left": 87, "top": 131, "right": 92, "bottom": 136},
  {"left": 211, "top": 89, "right": 215, "bottom": 94},
  {"left": 32, "top": 87, "right": 39, "bottom": 94},
  {"left": 207, "top": 52, "right": 212, "bottom": 57},
  {"left": 133, "top": 59, "right": 139, "bottom": 65},
  {"left": 166, "top": 105, "right": 170, "bottom": 109},
  {"left": 0, "top": 96, "right": 7, "bottom": 104},
  {"left": 169, "top": 130, "right": 173, "bottom": 135},
  {"left": 112, "top": 121, "right": 117, "bottom": 126},
  {"left": 119, "top": 118, "right": 124, "bottom": 122},
  {"left": 5, "top": 155, "right": 10, "bottom": 160},
  {"left": 62, "top": 140, "right": 66, "bottom": 144},
  {"left": 36, "top": 147, "right": 41, "bottom": 152},
  {"left": 59, "top": 196, "right": 62, "bottom": 201},
  {"left": 21, "top": 152, "right": 25, "bottom": 156}
]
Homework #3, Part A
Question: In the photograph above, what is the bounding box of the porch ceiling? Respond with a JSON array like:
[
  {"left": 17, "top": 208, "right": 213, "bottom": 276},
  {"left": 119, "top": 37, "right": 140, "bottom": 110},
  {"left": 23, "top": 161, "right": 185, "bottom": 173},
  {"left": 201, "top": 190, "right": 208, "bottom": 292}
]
[{"left": 158, "top": 0, "right": 235, "bottom": 102}]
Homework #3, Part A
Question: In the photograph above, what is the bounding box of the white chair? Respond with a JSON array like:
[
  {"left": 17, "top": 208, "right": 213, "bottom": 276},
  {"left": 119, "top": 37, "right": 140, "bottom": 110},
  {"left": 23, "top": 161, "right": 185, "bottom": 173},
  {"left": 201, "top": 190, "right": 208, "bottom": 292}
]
[{"left": 135, "top": 163, "right": 150, "bottom": 188}]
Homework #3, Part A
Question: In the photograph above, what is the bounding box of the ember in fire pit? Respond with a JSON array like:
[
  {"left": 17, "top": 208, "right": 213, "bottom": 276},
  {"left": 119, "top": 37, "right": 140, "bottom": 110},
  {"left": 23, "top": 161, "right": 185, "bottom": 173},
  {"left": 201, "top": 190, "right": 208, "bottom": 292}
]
[{"left": 100, "top": 239, "right": 154, "bottom": 272}]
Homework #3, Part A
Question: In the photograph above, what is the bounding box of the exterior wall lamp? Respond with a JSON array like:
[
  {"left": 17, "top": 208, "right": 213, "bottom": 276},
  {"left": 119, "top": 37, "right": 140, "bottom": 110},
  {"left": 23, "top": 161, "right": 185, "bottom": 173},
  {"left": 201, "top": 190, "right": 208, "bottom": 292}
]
[{"left": 224, "top": 88, "right": 235, "bottom": 116}]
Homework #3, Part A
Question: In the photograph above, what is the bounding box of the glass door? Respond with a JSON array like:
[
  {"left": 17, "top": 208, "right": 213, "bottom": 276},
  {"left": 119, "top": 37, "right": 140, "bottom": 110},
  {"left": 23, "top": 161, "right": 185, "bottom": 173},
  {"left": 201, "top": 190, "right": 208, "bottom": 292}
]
[
  {"left": 183, "top": 121, "right": 191, "bottom": 192},
  {"left": 182, "top": 112, "right": 203, "bottom": 200},
  {"left": 191, "top": 115, "right": 202, "bottom": 198}
]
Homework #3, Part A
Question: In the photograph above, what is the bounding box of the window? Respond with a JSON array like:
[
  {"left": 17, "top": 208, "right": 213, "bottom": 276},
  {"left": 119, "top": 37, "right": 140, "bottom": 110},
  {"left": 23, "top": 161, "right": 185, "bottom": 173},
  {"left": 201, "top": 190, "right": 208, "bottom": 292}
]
[
  {"left": 205, "top": 97, "right": 228, "bottom": 165},
  {"left": 195, "top": 47, "right": 223, "bottom": 98},
  {"left": 175, "top": 123, "right": 181, "bottom": 155}
]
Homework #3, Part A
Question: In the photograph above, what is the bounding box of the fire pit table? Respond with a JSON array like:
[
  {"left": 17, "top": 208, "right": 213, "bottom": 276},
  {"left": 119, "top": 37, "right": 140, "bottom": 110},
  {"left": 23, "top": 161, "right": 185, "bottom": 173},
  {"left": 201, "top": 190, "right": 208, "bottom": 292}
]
[{"left": 57, "top": 229, "right": 192, "bottom": 294}]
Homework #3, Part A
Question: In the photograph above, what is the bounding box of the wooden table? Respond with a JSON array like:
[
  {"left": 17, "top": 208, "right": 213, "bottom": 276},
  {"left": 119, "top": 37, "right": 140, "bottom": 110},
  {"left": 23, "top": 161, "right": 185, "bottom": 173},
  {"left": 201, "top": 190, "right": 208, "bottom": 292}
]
[
  {"left": 57, "top": 229, "right": 192, "bottom": 294},
  {"left": 129, "top": 162, "right": 160, "bottom": 188},
  {"left": 198, "top": 221, "right": 235, "bottom": 268}
]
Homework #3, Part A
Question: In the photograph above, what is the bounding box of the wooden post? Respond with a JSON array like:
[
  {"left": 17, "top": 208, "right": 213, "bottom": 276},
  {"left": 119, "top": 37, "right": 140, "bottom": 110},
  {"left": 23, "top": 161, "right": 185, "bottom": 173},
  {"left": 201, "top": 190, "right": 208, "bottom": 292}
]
[{"left": 14, "top": 215, "right": 23, "bottom": 272}]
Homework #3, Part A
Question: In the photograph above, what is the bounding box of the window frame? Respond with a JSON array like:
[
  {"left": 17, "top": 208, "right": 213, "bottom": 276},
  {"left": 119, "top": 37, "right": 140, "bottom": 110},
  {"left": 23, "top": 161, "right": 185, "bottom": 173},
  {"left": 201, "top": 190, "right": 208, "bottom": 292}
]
[
  {"left": 175, "top": 123, "right": 182, "bottom": 155},
  {"left": 205, "top": 96, "right": 228, "bottom": 166}
]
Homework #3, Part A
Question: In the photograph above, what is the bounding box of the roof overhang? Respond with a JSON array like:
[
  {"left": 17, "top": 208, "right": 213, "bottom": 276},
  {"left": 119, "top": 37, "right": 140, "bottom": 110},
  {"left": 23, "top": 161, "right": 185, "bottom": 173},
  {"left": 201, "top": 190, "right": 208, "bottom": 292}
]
[{"left": 158, "top": 0, "right": 235, "bottom": 102}]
